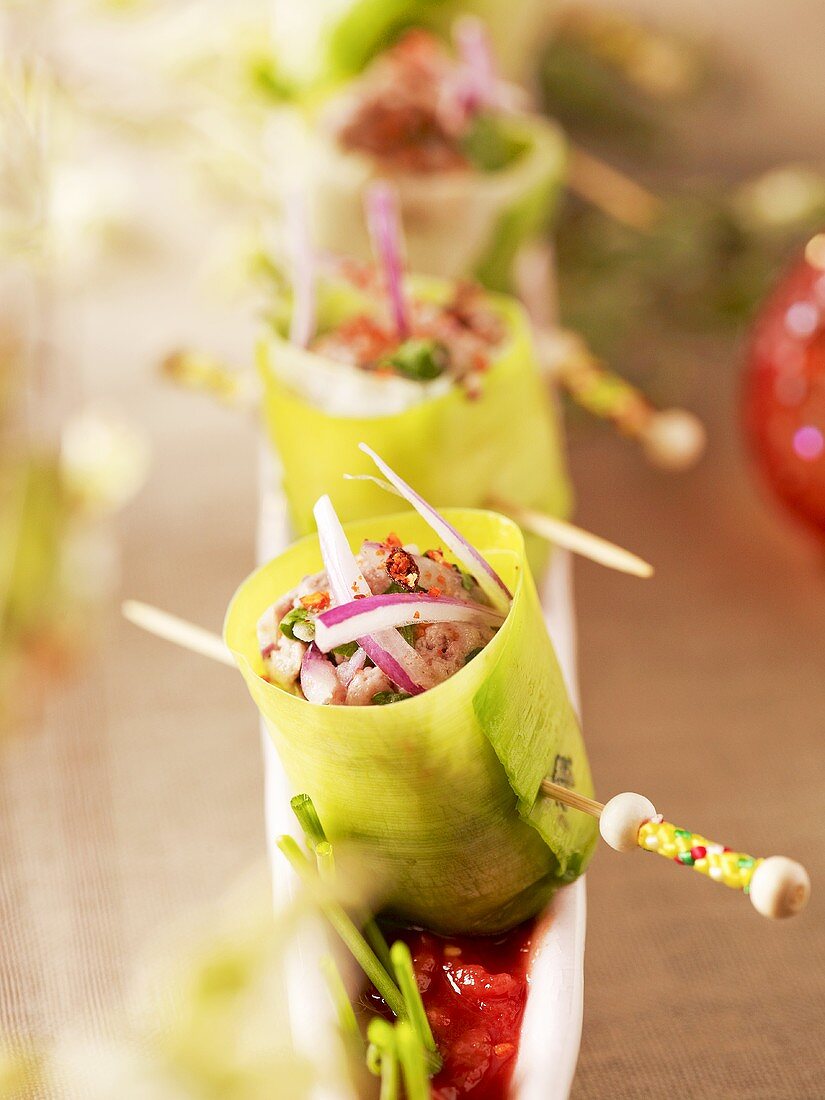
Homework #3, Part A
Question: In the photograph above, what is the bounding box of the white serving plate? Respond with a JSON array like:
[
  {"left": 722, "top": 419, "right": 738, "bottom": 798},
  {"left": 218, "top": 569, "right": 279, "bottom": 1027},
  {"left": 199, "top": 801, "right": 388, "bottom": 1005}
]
[{"left": 259, "top": 470, "right": 586, "bottom": 1100}]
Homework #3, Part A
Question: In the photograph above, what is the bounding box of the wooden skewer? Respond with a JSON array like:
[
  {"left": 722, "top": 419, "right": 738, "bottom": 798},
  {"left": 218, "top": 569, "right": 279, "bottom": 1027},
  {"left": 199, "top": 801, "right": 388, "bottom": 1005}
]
[
  {"left": 567, "top": 145, "right": 663, "bottom": 232},
  {"left": 122, "top": 602, "right": 810, "bottom": 922},
  {"left": 535, "top": 327, "right": 706, "bottom": 473},
  {"left": 346, "top": 475, "right": 653, "bottom": 579},
  {"left": 491, "top": 498, "right": 653, "bottom": 579},
  {"left": 121, "top": 600, "right": 235, "bottom": 668},
  {"left": 541, "top": 781, "right": 810, "bottom": 920}
]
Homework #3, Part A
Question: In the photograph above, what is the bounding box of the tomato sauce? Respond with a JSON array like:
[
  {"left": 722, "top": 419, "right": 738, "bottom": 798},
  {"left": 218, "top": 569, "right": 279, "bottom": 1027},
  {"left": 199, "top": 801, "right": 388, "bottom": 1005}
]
[{"left": 364, "top": 920, "right": 534, "bottom": 1099}]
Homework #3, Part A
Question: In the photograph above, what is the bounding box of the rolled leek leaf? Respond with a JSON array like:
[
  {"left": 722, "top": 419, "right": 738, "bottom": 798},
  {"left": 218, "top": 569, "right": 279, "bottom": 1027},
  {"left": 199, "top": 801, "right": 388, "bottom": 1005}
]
[
  {"left": 258, "top": 274, "right": 571, "bottom": 579},
  {"left": 306, "top": 113, "right": 567, "bottom": 293},
  {"left": 271, "top": 0, "right": 558, "bottom": 85},
  {"left": 224, "top": 508, "right": 597, "bottom": 934}
]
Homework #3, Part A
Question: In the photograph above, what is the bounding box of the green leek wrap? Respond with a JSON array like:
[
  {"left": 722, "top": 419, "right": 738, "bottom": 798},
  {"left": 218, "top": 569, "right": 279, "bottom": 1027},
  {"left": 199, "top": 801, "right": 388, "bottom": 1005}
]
[
  {"left": 258, "top": 274, "right": 571, "bottom": 578},
  {"left": 305, "top": 113, "right": 566, "bottom": 293},
  {"left": 271, "top": 0, "right": 557, "bottom": 85},
  {"left": 225, "top": 508, "right": 597, "bottom": 934}
]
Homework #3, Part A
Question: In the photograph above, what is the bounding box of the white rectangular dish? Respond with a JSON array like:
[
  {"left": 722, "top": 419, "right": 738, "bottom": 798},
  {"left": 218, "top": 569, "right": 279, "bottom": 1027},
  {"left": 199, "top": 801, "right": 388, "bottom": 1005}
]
[{"left": 259, "top": 474, "right": 586, "bottom": 1100}]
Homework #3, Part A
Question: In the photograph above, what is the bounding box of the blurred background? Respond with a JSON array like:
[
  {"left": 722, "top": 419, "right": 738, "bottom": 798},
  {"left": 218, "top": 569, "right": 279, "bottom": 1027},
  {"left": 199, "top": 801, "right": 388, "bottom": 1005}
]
[{"left": 2, "top": 1, "right": 824, "bottom": 1097}]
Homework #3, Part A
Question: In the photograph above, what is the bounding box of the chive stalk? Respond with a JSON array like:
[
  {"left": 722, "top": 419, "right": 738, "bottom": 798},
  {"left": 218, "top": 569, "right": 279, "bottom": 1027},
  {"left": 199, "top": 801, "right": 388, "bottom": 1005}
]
[
  {"left": 320, "top": 955, "right": 362, "bottom": 1048},
  {"left": 316, "top": 839, "right": 336, "bottom": 882},
  {"left": 390, "top": 941, "right": 439, "bottom": 1065},
  {"left": 290, "top": 793, "right": 327, "bottom": 849},
  {"left": 277, "top": 835, "right": 406, "bottom": 1019},
  {"left": 363, "top": 919, "right": 395, "bottom": 982},
  {"left": 367, "top": 1019, "right": 400, "bottom": 1100},
  {"left": 396, "top": 1020, "right": 430, "bottom": 1100}
]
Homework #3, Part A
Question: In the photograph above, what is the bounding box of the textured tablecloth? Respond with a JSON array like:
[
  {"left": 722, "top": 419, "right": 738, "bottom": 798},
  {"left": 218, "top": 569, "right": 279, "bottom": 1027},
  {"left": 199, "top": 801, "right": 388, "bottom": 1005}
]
[{"left": 3, "top": 4, "right": 825, "bottom": 1097}]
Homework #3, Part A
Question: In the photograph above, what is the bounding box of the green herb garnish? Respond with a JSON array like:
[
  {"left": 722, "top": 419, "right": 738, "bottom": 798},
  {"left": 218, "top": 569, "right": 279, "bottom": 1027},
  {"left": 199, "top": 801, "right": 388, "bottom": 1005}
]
[
  {"left": 371, "top": 691, "right": 413, "bottom": 706},
  {"left": 332, "top": 641, "right": 359, "bottom": 659},
  {"left": 279, "top": 606, "right": 314, "bottom": 641},
  {"left": 463, "top": 646, "right": 484, "bottom": 665},
  {"left": 383, "top": 338, "right": 448, "bottom": 381},
  {"left": 459, "top": 568, "right": 476, "bottom": 592},
  {"left": 461, "top": 113, "right": 529, "bottom": 172}
]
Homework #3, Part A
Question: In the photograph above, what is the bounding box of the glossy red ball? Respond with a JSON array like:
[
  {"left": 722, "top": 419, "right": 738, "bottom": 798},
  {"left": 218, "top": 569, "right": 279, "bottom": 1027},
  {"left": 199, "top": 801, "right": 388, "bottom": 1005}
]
[{"left": 743, "top": 238, "right": 825, "bottom": 542}]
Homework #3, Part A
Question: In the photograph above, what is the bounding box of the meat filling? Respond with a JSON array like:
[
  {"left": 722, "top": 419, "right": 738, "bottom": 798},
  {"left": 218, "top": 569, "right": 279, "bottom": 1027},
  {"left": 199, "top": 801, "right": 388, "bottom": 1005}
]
[{"left": 257, "top": 538, "right": 498, "bottom": 706}]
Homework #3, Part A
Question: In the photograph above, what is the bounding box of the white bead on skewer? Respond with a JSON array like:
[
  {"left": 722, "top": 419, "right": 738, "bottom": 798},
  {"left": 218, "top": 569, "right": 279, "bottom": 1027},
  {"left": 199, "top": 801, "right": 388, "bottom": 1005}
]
[{"left": 540, "top": 781, "right": 810, "bottom": 920}]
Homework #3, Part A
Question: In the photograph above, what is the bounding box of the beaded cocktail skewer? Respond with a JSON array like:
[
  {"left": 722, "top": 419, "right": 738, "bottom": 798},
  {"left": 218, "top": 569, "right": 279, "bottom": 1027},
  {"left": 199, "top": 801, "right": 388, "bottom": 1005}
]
[
  {"left": 541, "top": 781, "right": 810, "bottom": 920},
  {"left": 121, "top": 602, "right": 811, "bottom": 921}
]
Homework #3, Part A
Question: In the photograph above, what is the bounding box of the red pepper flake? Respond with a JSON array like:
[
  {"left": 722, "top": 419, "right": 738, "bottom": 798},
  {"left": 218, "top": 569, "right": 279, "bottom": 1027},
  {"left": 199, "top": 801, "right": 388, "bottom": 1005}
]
[
  {"left": 427, "top": 586, "right": 442, "bottom": 598},
  {"left": 300, "top": 591, "right": 331, "bottom": 612},
  {"left": 425, "top": 548, "right": 445, "bottom": 563},
  {"left": 413, "top": 611, "right": 421, "bottom": 620},
  {"left": 386, "top": 547, "right": 420, "bottom": 591},
  {"left": 384, "top": 532, "right": 402, "bottom": 548}
]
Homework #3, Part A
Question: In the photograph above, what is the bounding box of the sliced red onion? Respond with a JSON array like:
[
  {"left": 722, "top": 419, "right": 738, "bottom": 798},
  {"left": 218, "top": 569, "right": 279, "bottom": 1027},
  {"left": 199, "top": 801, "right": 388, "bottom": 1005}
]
[
  {"left": 336, "top": 645, "right": 366, "bottom": 686},
  {"left": 285, "top": 188, "right": 316, "bottom": 348},
  {"left": 357, "top": 444, "right": 512, "bottom": 614},
  {"left": 454, "top": 16, "right": 497, "bottom": 113},
  {"left": 364, "top": 182, "right": 409, "bottom": 338},
  {"left": 312, "top": 495, "right": 435, "bottom": 694},
  {"left": 315, "top": 593, "right": 504, "bottom": 654},
  {"left": 300, "top": 643, "right": 344, "bottom": 706}
]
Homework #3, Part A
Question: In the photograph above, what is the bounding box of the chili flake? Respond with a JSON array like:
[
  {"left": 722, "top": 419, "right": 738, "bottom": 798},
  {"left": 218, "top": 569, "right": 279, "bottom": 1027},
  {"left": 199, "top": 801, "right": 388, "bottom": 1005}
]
[
  {"left": 300, "top": 591, "right": 331, "bottom": 612},
  {"left": 386, "top": 547, "right": 420, "bottom": 591},
  {"left": 384, "top": 532, "right": 402, "bottom": 547},
  {"left": 427, "top": 586, "right": 442, "bottom": 598}
]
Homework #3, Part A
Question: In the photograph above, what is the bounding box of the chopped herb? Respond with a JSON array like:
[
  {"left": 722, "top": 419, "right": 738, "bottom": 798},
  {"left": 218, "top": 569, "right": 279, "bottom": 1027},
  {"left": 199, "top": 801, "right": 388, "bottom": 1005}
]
[
  {"left": 464, "top": 647, "right": 484, "bottom": 665},
  {"left": 399, "top": 623, "right": 416, "bottom": 648},
  {"left": 459, "top": 568, "right": 476, "bottom": 592},
  {"left": 372, "top": 691, "right": 413, "bottom": 706},
  {"left": 332, "top": 641, "right": 360, "bottom": 659},
  {"left": 279, "top": 606, "right": 314, "bottom": 642},
  {"left": 383, "top": 338, "right": 448, "bottom": 381},
  {"left": 461, "top": 113, "right": 529, "bottom": 172}
]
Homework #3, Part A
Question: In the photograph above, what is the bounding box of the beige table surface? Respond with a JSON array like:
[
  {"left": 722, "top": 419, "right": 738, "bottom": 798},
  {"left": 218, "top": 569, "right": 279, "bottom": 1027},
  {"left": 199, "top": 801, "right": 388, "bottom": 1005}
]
[{"left": 3, "top": 4, "right": 825, "bottom": 1097}]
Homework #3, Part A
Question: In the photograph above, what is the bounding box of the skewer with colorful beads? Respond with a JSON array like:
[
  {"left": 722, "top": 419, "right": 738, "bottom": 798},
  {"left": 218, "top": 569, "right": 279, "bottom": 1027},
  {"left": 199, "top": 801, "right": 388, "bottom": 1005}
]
[{"left": 541, "top": 782, "right": 810, "bottom": 920}]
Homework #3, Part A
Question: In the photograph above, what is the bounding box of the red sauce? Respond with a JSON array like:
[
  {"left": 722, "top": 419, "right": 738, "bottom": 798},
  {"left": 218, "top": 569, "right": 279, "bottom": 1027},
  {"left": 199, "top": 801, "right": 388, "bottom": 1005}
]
[{"left": 364, "top": 920, "right": 534, "bottom": 1099}]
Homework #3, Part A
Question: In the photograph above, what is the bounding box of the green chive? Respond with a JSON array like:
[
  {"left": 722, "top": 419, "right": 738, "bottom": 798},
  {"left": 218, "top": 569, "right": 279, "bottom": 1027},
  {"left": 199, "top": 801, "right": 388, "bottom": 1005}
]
[
  {"left": 290, "top": 793, "right": 327, "bottom": 850},
  {"left": 367, "top": 1019, "right": 400, "bottom": 1100},
  {"left": 320, "top": 955, "right": 361, "bottom": 1049},
  {"left": 316, "top": 839, "right": 336, "bottom": 882},
  {"left": 396, "top": 1020, "right": 431, "bottom": 1100},
  {"left": 383, "top": 338, "right": 448, "bottom": 381},
  {"left": 364, "top": 919, "right": 396, "bottom": 983},
  {"left": 371, "top": 691, "right": 413, "bottom": 706},
  {"left": 277, "top": 836, "right": 406, "bottom": 1019},
  {"left": 279, "top": 606, "right": 314, "bottom": 641},
  {"left": 390, "top": 941, "right": 439, "bottom": 1062}
]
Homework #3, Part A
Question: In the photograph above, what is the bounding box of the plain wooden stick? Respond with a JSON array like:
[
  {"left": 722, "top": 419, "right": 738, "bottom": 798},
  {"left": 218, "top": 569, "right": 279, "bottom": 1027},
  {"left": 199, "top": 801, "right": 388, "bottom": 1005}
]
[
  {"left": 540, "top": 779, "right": 604, "bottom": 817},
  {"left": 122, "top": 600, "right": 235, "bottom": 667},
  {"left": 490, "top": 498, "right": 654, "bottom": 579},
  {"left": 567, "top": 145, "right": 663, "bottom": 232}
]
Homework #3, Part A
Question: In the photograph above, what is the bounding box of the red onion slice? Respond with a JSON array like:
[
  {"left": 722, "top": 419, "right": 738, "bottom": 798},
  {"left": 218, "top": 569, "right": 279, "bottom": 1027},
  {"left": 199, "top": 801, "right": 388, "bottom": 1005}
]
[
  {"left": 285, "top": 189, "right": 316, "bottom": 348},
  {"left": 454, "top": 15, "right": 496, "bottom": 113},
  {"left": 315, "top": 593, "right": 504, "bottom": 654},
  {"left": 300, "top": 643, "right": 344, "bottom": 706},
  {"left": 336, "top": 645, "right": 367, "bottom": 687},
  {"left": 357, "top": 444, "right": 513, "bottom": 614},
  {"left": 364, "top": 182, "right": 409, "bottom": 338},
  {"left": 313, "top": 495, "right": 435, "bottom": 694}
]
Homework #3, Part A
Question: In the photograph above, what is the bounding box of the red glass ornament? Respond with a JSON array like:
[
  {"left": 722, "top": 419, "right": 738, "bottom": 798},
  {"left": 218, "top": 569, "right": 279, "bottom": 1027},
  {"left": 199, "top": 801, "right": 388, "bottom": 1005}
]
[{"left": 743, "top": 236, "right": 825, "bottom": 542}]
